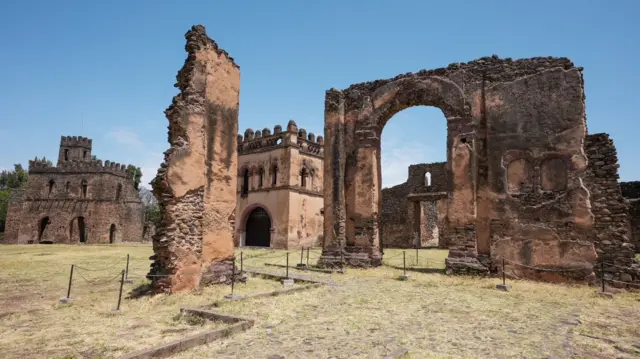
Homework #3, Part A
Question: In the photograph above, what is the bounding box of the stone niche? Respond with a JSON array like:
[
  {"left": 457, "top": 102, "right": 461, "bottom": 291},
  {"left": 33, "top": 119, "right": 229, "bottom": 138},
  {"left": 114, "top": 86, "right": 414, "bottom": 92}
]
[
  {"left": 148, "top": 25, "right": 241, "bottom": 293},
  {"left": 319, "top": 55, "right": 603, "bottom": 282}
]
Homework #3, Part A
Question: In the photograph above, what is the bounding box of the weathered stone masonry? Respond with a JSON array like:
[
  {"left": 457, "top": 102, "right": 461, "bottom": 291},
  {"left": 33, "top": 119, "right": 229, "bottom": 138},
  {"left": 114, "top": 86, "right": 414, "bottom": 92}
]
[
  {"left": 148, "top": 25, "right": 241, "bottom": 293},
  {"left": 3, "top": 136, "right": 144, "bottom": 244},
  {"left": 319, "top": 55, "right": 620, "bottom": 282},
  {"left": 620, "top": 181, "right": 640, "bottom": 255}
]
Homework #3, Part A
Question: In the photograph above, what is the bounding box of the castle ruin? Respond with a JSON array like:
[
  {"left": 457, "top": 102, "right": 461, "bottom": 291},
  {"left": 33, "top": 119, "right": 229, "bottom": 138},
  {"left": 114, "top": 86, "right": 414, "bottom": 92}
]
[{"left": 3, "top": 136, "right": 144, "bottom": 244}]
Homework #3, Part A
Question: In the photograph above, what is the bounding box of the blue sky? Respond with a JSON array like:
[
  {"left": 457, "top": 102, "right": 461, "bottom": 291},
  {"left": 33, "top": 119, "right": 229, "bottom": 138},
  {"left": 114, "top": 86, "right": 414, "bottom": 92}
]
[{"left": 0, "top": 0, "right": 638, "bottom": 188}]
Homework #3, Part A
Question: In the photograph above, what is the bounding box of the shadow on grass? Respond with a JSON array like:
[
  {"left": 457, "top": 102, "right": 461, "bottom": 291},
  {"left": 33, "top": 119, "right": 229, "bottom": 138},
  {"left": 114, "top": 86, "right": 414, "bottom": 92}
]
[
  {"left": 127, "top": 282, "right": 154, "bottom": 299},
  {"left": 383, "top": 264, "right": 445, "bottom": 274}
]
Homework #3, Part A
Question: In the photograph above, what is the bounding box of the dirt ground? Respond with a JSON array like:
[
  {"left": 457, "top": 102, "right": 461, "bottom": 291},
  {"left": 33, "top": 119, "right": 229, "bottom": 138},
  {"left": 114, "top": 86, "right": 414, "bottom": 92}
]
[{"left": 0, "top": 245, "right": 639, "bottom": 359}]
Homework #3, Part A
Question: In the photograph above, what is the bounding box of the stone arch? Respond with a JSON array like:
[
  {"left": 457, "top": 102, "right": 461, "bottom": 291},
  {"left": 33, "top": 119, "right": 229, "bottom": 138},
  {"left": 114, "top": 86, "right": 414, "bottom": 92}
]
[
  {"left": 257, "top": 166, "right": 265, "bottom": 188},
  {"left": 239, "top": 166, "right": 250, "bottom": 197},
  {"left": 238, "top": 203, "right": 274, "bottom": 247},
  {"left": 270, "top": 162, "right": 279, "bottom": 186},
  {"left": 47, "top": 179, "right": 56, "bottom": 197},
  {"left": 38, "top": 216, "right": 50, "bottom": 242},
  {"left": 540, "top": 156, "right": 568, "bottom": 191},
  {"left": 109, "top": 224, "right": 116, "bottom": 244},
  {"left": 69, "top": 216, "right": 87, "bottom": 243},
  {"left": 81, "top": 179, "right": 88, "bottom": 198},
  {"left": 425, "top": 172, "right": 432, "bottom": 187},
  {"left": 321, "top": 73, "right": 473, "bottom": 267}
]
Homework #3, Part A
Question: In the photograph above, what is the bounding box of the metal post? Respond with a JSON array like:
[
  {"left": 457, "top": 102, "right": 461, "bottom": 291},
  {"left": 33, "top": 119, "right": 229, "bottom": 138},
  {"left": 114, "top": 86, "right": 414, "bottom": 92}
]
[
  {"left": 66, "top": 264, "right": 74, "bottom": 298},
  {"left": 416, "top": 248, "right": 419, "bottom": 267},
  {"left": 240, "top": 251, "right": 243, "bottom": 273},
  {"left": 115, "top": 270, "right": 125, "bottom": 312},
  {"left": 403, "top": 251, "right": 407, "bottom": 276},
  {"left": 601, "top": 261, "right": 605, "bottom": 293},
  {"left": 502, "top": 258, "right": 506, "bottom": 286},
  {"left": 306, "top": 247, "right": 310, "bottom": 266},
  {"left": 231, "top": 260, "right": 236, "bottom": 295},
  {"left": 286, "top": 252, "right": 289, "bottom": 278},
  {"left": 300, "top": 247, "right": 304, "bottom": 266},
  {"left": 125, "top": 254, "right": 130, "bottom": 280}
]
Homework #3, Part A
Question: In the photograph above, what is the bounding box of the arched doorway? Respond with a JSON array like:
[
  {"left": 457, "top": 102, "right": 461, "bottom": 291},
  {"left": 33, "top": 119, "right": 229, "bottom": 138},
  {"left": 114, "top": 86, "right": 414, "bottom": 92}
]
[
  {"left": 38, "top": 216, "right": 50, "bottom": 242},
  {"left": 109, "top": 224, "right": 116, "bottom": 244},
  {"left": 245, "top": 207, "right": 271, "bottom": 247},
  {"left": 69, "top": 217, "right": 87, "bottom": 243}
]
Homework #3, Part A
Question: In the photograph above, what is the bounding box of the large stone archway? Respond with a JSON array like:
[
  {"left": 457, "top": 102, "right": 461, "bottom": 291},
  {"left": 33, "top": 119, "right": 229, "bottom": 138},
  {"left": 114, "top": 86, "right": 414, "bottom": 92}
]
[{"left": 320, "top": 56, "right": 598, "bottom": 280}]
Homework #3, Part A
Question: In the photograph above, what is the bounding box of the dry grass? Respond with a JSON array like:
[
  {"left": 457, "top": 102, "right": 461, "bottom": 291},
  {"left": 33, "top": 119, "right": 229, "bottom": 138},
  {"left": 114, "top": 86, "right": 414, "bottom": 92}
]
[
  {"left": 0, "top": 244, "right": 283, "bottom": 359},
  {"left": 1, "top": 245, "right": 640, "bottom": 359}
]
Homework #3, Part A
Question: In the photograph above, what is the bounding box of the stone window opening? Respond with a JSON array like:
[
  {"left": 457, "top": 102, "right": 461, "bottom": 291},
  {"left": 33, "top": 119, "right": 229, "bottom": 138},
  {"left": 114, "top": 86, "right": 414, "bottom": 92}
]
[
  {"left": 272, "top": 165, "right": 278, "bottom": 185},
  {"left": 425, "top": 172, "right": 432, "bottom": 187},
  {"left": 115, "top": 183, "right": 122, "bottom": 200},
  {"left": 301, "top": 167, "right": 309, "bottom": 189},
  {"left": 48, "top": 179, "right": 55, "bottom": 197},
  {"left": 275, "top": 137, "right": 282, "bottom": 145},
  {"left": 81, "top": 179, "right": 88, "bottom": 198},
  {"left": 83, "top": 150, "right": 88, "bottom": 159},
  {"left": 241, "top": 169, "right": 249, "bottom": 197},
  {"left": 109, "top": 224, "right": 116, "bottom": 244},
  {"left": 64, "top": 149, "right": 69, "bottom": 161},
  {"left": 64, "top": 181, "right": 70, "bottom": 194},
  {"left": 258, "top": 167, "right": 265, "bottom": 188},
  {"left": 38, "top": 216, "right": 50, "bottom": 242}
]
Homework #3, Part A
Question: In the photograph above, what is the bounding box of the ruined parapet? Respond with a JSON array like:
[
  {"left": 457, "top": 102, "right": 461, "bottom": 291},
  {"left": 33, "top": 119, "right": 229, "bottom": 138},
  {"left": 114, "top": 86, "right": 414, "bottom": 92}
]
[
  {"left": 585, "top": 133, "right": 640, "bottom": 285},
  {"left": 237, "top": 122, "right": 324, "bottom": 157},
  {"left": 148, "top": 25, "right": 241, "bottom": 293},
  {"left": 60, "top": 135, "right": 92, "bottom": 149},
  {"left": 30, "top": 157, "right": 132, "bottom": 178}
]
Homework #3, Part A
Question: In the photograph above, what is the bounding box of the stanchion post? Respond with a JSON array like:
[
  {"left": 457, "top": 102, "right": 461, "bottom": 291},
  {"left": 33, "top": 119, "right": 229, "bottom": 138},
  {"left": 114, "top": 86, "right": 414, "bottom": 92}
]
[
  {"left": 502, "top": 258, "right": 506, "bottom": 286},
  {"left": 60, "top": 264, "right": 75, "bottom": 303},
  {"left": 231, "top": 260, "right": 236, "bottom": 295},
  {"left": 403, "top": 251, "right": 407, "bottom": 276},
  {"left": 286, "top": 252, "right": 289, "bottom": 278},
  {"left": 300, "top": 247, "right": 304, "bottom": 266},
  {"left": 496, "top": 258, "right": 510, "bottom": 291},
  {"left": 124, "top": 254, "right": 132, "bottom": 284},
  {"left": 306, "top": 247, "right": 310, "bottom": 266},
  {"left": 416, "top": 248, "right": 419, "bottom": 267},
  {"left": 240, "top": 251, "right": 244, "bottom": 273},
  {"left": 113, "top": 270, "right": 125, "bottom": 312},
  {"left": 601, "top": 261, "right": 605, "bottom": 293}
]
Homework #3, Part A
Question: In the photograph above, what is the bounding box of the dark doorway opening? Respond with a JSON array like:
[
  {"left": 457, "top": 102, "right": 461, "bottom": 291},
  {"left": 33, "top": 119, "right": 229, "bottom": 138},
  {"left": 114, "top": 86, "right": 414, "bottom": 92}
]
[
  {"left": 38, "top": 217, "right": 50, "bottom": 242},
  {"left": 245, "top": 207, "right": 271, "bottom": 247},
  {"left": 77, "top": 217, "right": 86, "bottom": 243},
  {"left": 109, "top": 224, "right": 116, "bottom": 244}
]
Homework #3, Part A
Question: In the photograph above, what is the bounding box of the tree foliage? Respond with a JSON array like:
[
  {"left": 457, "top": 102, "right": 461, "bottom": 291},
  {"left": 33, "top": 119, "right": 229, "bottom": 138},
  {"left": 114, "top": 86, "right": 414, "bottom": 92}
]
[
  {"left": 0, "top": 164, "right": 29, "bottom": 232},
  {"left": 127, "top": 165, "right": 143, "bottom": 190}
]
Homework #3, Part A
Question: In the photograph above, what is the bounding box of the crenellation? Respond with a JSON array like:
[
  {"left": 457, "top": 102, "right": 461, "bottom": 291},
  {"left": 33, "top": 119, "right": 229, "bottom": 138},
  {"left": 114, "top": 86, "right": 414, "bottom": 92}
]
[{"left": 238, "top": 122, "right": 324, "bottom": 156}]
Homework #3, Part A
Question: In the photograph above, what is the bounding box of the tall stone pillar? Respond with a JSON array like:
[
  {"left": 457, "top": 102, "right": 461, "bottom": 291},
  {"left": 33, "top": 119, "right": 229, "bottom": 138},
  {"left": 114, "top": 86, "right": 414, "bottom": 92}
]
[
  {"left": 148, "top": 25, "right": 241, "bottom": 293},
  {"left": 318, "top": 90, "right": 347, "bottom": 267}
]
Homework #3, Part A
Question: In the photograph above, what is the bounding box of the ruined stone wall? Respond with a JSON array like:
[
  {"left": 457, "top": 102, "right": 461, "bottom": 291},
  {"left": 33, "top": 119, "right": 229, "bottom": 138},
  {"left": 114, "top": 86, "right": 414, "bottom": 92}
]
[
  {"left": 149, "top": 25, "right": 240, "bottom": 293},
  {"left": 322, "top": 55, "right": 601, "bottom": 280},
  {"left": 620, "top": 181, "right": 640, "bottom": 254},
  {"left": 380, "top": 182, "right": 410, "bottom": 248},
  {"left": 407, "top": 162, "right": 447, "bottom": 193},
  {"left": 584, "top": 134, "right": 639, "bottom": 283},
  {"left": 3, "top": 151, "right": 143, "bottom": 244}
]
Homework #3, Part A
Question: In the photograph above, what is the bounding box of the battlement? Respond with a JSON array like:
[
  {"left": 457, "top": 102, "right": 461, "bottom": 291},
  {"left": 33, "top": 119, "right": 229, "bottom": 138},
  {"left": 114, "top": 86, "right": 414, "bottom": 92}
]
[
  {"left": 237, "top": 120, "right": 324, "bottom": 156},
  {"left": 29, "top": 157, "right": 133, "bottom": 177},
  {"left": 60, "top": 135, "right": 92, "bottom": 149}
]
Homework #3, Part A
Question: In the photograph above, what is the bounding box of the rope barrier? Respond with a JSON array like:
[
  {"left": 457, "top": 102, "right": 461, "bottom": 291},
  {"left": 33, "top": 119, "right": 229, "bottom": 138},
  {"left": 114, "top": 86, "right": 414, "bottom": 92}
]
[{"left": 74, "top": 262, "right": 121, "bottom": 272}]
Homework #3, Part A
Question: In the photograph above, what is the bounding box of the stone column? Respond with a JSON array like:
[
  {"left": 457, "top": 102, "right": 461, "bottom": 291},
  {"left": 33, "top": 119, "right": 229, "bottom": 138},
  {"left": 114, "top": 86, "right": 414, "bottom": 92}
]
[{"left": 318, "top": 90, "right": 347, "bottom": 267}]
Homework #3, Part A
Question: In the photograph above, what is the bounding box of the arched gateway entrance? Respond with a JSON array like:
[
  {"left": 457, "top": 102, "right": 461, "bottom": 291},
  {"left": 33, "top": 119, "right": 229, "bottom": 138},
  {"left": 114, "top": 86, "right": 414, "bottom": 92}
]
[
  {"left": 244, "top": 207, "right": 272, "bottom": 247},
  {"left": 318, "top": 56, "right": 595, "bottom": 279}
]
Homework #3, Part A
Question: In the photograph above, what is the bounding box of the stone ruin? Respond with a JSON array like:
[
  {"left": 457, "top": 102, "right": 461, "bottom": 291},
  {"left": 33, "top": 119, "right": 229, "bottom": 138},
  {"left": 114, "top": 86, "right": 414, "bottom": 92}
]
[
  {"left": 318, "top": 55, "right": 640, "bottom": 285},
  {"left": 147, "top": 25, "right": 241, "bottom": 293},
  {"left": 149, "top": 26, "right": 639, "bottom": 290}
]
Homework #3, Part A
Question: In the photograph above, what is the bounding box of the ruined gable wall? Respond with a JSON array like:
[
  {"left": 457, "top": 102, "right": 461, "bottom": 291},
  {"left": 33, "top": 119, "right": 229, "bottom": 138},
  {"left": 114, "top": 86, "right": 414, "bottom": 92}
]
[
  {"left": 380, "top": 181, "right": 410, "bottom": 248},
  {"left": 149, "top": 25, "right": 240, "bottom": 293},
  {"left": 620, "top": 181, "right": 640, "bottom": 254}
]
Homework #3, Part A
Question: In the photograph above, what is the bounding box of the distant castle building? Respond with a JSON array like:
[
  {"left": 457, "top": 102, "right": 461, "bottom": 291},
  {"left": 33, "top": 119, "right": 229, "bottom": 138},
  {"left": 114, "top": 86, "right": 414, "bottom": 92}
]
[
  {"left": 3, "top": 136, "right": 144, "bottom": 244},
  {"left": 235, "top": 120, "right": 324, "bottom": 249}
]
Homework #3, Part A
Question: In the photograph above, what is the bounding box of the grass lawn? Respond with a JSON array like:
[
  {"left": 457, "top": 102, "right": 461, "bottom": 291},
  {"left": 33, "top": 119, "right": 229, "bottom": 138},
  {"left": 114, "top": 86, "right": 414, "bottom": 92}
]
[{"left": 1, "top": 244, "right": 639, "bottom": 359}]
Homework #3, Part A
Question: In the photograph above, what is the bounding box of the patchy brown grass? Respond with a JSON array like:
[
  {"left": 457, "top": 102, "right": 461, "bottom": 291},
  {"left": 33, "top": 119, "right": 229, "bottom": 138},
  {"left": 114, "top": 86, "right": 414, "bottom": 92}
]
[
  {"left": 0, "top": 244, "right": 284, "bottom": 359},
  {"left": 183, "top": 247, "right": 640, "bottom": 359},
  {"left": 2, "top": 245, "right": 639, "bottom": 359}
]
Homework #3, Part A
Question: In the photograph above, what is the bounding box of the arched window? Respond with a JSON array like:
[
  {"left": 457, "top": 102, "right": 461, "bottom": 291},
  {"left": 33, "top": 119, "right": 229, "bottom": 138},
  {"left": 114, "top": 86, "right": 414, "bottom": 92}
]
[
  {"left": 115, "top": 183, "right": 122, "bottom": 200},
  {"left": 48, "top": 179, "right": 55, "bottom": 196},
  {"left": 64, "top": 181, "right": 70, "bottom": 194},
  {"left": 64, "top": 149, "right": 69, "bottom": 161},
  {"left": 83, "top": 151, "right": 88, "bottom": 159},
  {"left": 301, "top": 167, "right": 309, "bottom": 188},
  {"left": 272, "top": 165, "right": 278, "bottom": 185},
  {"left": 241, "top": 169, "right": 249, "bottom": 196},
  {"left": 258, "top": 167, "right": 264, "bottom": 188},
  {"left": 424, "top": 172, "right": 432, "bottom": 187},
  {"left": 81, "top": 179, "right": 88, "bottom": 198}
]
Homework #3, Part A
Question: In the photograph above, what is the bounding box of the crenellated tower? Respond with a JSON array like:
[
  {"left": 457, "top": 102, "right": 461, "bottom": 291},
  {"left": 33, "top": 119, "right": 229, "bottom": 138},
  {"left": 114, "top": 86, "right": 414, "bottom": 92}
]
[{"left": 58, "top": 136, "right": 93, "bottom": 165}]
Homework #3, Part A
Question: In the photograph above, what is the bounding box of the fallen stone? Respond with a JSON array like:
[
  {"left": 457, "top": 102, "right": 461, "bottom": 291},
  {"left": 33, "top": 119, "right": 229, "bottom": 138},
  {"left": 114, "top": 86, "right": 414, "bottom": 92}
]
[{"left": 496, "top": 284, "right": 511, "bottom": 292}]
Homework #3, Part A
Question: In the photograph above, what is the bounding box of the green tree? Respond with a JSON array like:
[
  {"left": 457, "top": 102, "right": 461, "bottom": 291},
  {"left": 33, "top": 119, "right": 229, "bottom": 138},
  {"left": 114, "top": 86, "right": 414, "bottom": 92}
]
[
  {"left": 139, "top": 187, "right": 161, "bottom": 227},
  {"left": 127, "top": 165, "right": 143, "bottom": 190},
  {"left": 0, "top": 164, "right": 29, "bottom": 232}
]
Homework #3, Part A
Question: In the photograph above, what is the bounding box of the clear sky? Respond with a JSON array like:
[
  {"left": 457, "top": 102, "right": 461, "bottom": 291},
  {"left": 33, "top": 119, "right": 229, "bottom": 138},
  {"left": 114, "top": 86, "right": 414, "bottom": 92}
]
[{"left": 0, "top": 0, "right": 638, "bottom": 188}]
